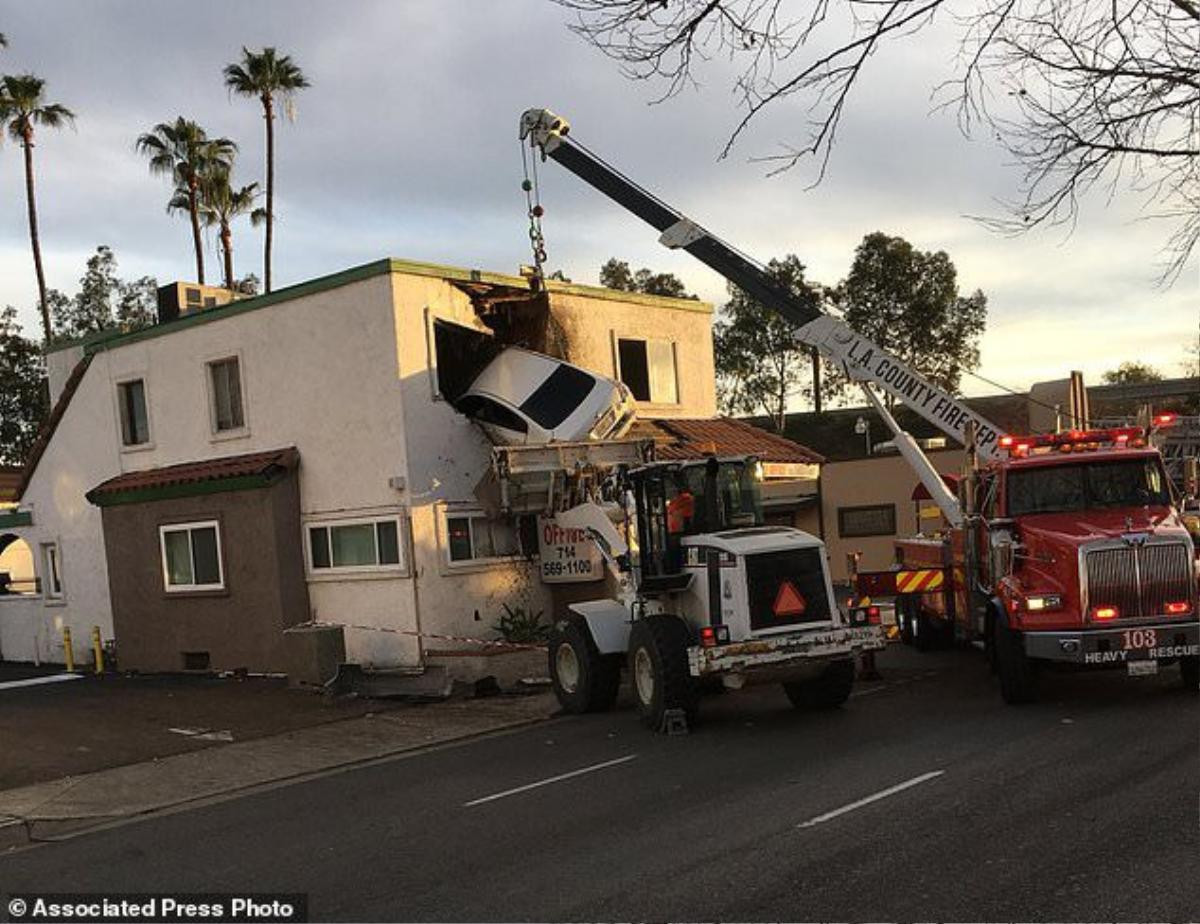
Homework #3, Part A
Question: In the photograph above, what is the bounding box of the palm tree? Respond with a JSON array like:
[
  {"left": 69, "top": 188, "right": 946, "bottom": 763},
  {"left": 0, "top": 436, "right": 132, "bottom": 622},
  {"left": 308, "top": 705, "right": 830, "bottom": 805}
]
[
  {"left": 136, "top": 118, "right": 236, "bottom": 285},
  {"left": 0, "top": 74, "right": 74, "bottom": 343},
  {"left": 223, "top": 47, "right": 309, "bottom": 294},
  {"left": 183, "top": 169, "right": 261, "bottom": 290}
]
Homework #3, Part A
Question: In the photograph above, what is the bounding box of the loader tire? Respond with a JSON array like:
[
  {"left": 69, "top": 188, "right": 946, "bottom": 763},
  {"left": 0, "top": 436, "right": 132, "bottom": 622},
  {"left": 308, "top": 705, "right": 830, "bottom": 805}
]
[
  {"left": 548, "top": 619, "right": 620, "bottom": 714},
  {"left": 1180, "top": 655, "right": 1199, "bottom": 691},
  {"left": 783, "top": 658, "right": 856, "bottom": 709},
  {"left": 628, "top": 616, "right": 698, "bottom": 732},
  {"left": 995, "top": 618, "right": 1039, "bottom": 704}
]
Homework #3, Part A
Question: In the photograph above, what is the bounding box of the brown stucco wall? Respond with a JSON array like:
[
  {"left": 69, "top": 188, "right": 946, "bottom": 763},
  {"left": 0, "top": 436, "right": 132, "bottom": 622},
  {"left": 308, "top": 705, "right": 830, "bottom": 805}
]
[
  {"left": 99, "top": 471, "right": 308, "bottom": 673},
  {"left": 820, "top": 449, "right": 965, "bottom": 582}
]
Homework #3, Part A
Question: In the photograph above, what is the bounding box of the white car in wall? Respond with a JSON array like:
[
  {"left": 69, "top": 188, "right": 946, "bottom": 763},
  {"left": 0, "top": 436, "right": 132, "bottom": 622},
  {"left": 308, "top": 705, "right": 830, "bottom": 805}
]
[{"left": 458, "top": 347, "right": 637, "bottom": 445}]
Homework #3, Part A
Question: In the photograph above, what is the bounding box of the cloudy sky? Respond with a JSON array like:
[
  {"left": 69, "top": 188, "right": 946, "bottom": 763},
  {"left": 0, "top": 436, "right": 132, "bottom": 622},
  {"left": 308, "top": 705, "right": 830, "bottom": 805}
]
[{"left": 0, "top": 0, "right": 1195, "bottom": 401}]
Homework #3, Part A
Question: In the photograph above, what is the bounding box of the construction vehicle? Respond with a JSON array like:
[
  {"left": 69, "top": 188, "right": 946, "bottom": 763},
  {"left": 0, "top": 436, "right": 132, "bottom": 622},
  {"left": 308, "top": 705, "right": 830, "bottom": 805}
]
[
  {"left": 518, "top": 107, "right": 1199, "bottom": 705},
  {"left": 491, "top": 440, "right": 885, "bottom": 731}
]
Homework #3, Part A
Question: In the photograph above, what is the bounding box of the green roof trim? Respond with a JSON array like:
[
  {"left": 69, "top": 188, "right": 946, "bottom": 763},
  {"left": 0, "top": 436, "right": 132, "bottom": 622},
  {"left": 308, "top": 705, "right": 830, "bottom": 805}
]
[
  {"left": 88, "top": 472, "right": 280, "bottom": 508},
  {"left": 0, "top": 509, "right": 33, "bottom": 529},
  {"left": 72, "top": 256, "right": 711, "bottom": 358}
]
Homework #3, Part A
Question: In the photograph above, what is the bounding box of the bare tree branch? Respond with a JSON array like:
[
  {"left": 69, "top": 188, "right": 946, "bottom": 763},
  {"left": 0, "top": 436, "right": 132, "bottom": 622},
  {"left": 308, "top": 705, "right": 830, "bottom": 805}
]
[{"left": 556, "top": 0, "right": 1200, "bottom": 282}]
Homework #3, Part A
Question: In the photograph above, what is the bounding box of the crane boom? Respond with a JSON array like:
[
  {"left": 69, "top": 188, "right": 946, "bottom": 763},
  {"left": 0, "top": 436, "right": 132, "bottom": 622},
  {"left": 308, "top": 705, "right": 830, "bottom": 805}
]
[{"left": 519, "top": 108, "right": 1007, "bottom": 482}]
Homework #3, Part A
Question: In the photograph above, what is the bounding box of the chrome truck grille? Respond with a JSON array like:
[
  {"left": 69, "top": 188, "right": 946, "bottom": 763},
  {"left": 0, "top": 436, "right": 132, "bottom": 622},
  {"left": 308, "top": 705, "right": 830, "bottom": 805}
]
[{"left": 1082, "top": 540, "right": 1195, "bottom": 621}]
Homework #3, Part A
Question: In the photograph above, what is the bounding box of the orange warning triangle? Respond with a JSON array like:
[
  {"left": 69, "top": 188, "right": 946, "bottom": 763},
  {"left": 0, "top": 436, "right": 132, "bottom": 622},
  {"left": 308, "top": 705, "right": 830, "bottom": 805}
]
[{"left": 773, "top": 580, "right": 807, "bottom": 617}]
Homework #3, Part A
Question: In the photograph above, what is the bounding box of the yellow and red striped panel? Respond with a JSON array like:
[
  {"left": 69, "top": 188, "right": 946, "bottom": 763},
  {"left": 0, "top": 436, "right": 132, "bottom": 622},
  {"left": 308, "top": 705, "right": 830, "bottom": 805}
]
[{"left": 896, "top": 568, "right": 945, "bottom": 594}]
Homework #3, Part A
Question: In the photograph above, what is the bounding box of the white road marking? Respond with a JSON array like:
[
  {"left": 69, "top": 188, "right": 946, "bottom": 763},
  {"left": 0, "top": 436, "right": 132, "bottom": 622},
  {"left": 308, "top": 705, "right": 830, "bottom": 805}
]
[
  {"left": 463, "top": 754, "right": 638, "bottom": 807},
  {"left": 0, "top": 673, "right": 82, "bottom": 691},
  {"left": 797, "top": 770, "right": 945, "bottom": 828}
]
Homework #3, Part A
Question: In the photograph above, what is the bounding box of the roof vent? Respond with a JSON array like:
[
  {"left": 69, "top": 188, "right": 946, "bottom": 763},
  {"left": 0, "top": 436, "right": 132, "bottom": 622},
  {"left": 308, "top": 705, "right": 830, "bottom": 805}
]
[{"left": 156, "top": 282, "right": 241, "bottom": 324}]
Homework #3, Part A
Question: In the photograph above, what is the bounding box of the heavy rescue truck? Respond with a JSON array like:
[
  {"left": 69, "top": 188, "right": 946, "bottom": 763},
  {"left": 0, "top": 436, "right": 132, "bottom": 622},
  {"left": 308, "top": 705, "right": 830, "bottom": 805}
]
[
  {"left": 517, "top": 107, "right": 1200, "bottom": 706},
  {"left": 889, "top": 424, "right": 1199, "bottom": 701},
  {"left": 491, "top": 441, "right": 885, "bottom": 731}
]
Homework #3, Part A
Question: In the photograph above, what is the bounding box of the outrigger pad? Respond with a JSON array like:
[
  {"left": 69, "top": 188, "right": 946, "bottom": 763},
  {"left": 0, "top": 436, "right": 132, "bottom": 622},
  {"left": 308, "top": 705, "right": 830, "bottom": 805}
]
[{"left": 660, "top": 707, "right": 690, "bottom": 736}]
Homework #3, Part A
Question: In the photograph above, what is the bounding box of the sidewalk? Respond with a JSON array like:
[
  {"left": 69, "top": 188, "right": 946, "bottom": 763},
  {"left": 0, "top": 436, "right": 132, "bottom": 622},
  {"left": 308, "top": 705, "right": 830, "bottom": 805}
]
[{"left": 0, "top": 690, "right": 558, "bottom": 850}]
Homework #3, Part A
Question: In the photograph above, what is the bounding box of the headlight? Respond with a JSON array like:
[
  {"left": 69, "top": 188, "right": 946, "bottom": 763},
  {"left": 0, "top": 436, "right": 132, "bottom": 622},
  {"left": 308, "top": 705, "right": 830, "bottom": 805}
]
[{"left": 1025, "top": 594, "right": 1062, "bottom": 612}]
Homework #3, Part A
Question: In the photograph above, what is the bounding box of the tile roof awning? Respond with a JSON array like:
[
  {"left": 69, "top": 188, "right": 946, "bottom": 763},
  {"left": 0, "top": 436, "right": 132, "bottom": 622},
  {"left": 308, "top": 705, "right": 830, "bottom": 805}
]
[
  {"left": 87, "top": 448, "right": 299, "bottom": 508},
  {"left": 630, "top": 417, "right": 824, "bottom": 465}
]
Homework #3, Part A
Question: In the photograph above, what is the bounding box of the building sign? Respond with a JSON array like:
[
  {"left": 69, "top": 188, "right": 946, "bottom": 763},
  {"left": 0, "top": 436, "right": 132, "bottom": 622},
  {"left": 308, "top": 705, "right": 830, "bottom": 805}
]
[{"left": 537, "top": 516, "right": 603, "bottom": 584}]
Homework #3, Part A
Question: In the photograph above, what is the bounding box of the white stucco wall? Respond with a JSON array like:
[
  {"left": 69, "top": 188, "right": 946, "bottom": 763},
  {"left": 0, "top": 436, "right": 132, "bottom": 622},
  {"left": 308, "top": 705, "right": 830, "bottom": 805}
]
[
  {"left": 390, "top": 274, "right": 554, "bottom": 652},
  {"left": 0, "top": 356, "right": 120, "bottom": 666},
  {"left": 547, "top": 289, "right": 716, "bottom": 419}
]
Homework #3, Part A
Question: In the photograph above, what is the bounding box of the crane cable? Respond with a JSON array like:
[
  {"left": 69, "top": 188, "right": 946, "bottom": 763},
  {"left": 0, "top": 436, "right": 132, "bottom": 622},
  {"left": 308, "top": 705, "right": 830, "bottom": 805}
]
[{"left": 519, "top": 138, "right": 548, "bottom": 288}]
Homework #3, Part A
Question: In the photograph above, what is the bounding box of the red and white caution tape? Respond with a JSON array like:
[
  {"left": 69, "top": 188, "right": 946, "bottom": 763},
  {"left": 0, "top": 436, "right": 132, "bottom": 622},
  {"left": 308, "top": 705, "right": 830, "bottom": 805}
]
[{"left": 287, "top": 619, "right": 546, "bottom": 652}]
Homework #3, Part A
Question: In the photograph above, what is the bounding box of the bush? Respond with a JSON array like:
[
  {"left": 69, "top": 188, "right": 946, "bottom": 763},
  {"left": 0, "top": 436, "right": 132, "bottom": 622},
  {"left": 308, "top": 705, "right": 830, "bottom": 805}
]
[{"left": 493, "top": 604, "right": 549, "bottom": 644}]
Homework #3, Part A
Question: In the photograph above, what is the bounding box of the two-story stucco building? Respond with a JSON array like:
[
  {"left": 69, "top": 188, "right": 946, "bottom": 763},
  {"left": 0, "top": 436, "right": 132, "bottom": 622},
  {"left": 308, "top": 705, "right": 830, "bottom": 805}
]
[{"left": 0, "top": 257, "right": 751, "bottom": 674}]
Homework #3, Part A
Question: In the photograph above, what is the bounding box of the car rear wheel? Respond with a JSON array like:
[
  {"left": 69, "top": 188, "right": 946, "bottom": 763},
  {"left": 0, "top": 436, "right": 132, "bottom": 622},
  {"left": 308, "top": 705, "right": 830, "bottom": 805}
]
[
  {"left": 783, "top": 658, "right": 856, "bottom": 709},
  {"left": 995, "top": 618, "right": 1039, "bottom": 704},
  {"left": 548, "top": 619, "right": 620, "bottom": 714},
  {"left": 628, "top": 616, "right": 697, "bottom": 731}
]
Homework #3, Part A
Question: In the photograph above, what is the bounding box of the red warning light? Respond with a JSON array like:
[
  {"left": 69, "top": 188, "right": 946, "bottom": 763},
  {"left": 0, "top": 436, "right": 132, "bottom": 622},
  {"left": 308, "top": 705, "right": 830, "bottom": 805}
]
[{"left": 773, "top": 581, "right": 807, "bottom": 617}]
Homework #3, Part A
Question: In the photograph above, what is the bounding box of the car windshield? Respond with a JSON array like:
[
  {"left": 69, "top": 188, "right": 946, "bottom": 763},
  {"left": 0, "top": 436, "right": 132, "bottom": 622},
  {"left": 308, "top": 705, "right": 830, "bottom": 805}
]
[
  {"left": 1006, "top": 458, "right": 1171, "bottom": 516},
  {"left": 519, "top": 364, "right": 597, "bottom": 429}
]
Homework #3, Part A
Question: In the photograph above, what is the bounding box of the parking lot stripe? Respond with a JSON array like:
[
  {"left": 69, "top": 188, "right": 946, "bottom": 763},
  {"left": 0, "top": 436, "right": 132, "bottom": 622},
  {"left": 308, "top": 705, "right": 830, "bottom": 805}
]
[
  {"left": 463, "top": 754, "right": 638, "bottom": 807},
  {"left": 0, "top": 673, "right": 82, "bottom": 692},
  {"left": 796, "top": 769, "right": 945, "bottom": 828}
]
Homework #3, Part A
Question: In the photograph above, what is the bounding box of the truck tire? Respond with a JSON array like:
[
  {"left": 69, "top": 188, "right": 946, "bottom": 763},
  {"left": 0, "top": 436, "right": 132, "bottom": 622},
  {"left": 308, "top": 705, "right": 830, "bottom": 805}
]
[
  {"left": 783, "top": 658, "right": 856, "bottom": 709},
  {"left": 1180, "top": 655, "right": 1199, "bottom": 691},
  {"left": 627, "top": 616, "right": 698, "bottom": 731},
  {"left": 896, "top": 595, "right": 915, "bottom": 645},
  {"left": 548, "top": 619, "right": 621, "bottom": 714},
  {"left": 995, "top": 618, "right": 1039, "bottom": 704},
  {"left": 913, "top": 609, "right": 936, "bottom": 652}
]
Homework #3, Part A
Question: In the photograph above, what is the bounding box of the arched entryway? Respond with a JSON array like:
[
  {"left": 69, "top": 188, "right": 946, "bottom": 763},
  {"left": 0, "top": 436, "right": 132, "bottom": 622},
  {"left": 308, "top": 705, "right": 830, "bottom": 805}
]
[{"left": 0, "top": 533, "right": 36, "bottom": 595}]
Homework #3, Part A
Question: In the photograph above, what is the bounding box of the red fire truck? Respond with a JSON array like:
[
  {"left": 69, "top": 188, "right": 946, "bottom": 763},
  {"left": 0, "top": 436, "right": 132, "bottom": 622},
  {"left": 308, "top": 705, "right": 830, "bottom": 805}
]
[{"left": 889, "top": 422, "right": 1199, "bottom": 701}]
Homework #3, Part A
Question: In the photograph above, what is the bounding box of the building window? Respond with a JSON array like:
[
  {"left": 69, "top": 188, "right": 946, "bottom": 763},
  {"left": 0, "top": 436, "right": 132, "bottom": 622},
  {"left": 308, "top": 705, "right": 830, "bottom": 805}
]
[
  {"left": 617, "top": 337, "right": 678, "bottom": 403},
  {"left": 41, "top": 543, "right": 63, "bottom": 599},
  {"left": 308, "top": 517, "right": 403, "bottom": 572},
  {"left": 837, "top": 504, "right": 897, "bottom": 538},
  {"left": 208, "top": 357, "right": 245, "bottom": 432},
  {"left": 160, "top": 521, "right": 224, "bottom": 592},
  {"left": 118, "top": 379, "right": 150, "bottom": 446},
  {"left": 444, "top": 510, "right": 519, "bottom": 564}
]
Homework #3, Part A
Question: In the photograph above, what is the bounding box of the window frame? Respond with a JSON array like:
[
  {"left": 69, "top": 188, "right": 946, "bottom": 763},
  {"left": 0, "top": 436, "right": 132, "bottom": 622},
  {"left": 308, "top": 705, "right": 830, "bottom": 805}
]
[
  {"left": 204, "top": 351, "right": 250, "bottom": 440},
  {"left": 303, "top": 514, "right": 409, "bottom": 579},
  {"left": 613, "top": 334, "right": 680, "bottom": 405},
  {"left": 438, "top": 504, "right": 523, "bottom": 572},
  {"left": 837, "top": 503, "right": 897, "bottom": 538},
  {"left": 115, "top": 375, "right": 153, "bottom": 451},
  {"left": 41, "top": 542, "right": 63, "bottom": 601},
  {"left": 159, "top": 520, "right": 226, "bottom": 593}
]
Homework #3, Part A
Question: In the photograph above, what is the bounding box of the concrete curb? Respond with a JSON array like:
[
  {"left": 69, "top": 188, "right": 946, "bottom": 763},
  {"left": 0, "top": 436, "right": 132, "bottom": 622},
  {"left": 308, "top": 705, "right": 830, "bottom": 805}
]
[{"left": 0, "top": 693, "right": 558, "bottom": 850}]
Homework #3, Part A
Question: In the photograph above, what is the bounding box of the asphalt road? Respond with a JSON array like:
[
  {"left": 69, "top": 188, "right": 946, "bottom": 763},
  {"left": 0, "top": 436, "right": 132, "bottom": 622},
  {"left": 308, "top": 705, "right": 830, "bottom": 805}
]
[{"left": 3, "top": 645, "right": 1198, "bottom": 922}]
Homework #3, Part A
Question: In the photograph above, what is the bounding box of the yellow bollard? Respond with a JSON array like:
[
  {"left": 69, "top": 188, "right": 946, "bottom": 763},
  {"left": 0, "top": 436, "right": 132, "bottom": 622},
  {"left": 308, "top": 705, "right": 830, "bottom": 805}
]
[
  {"left": 91, "top": 626, "right": 104, "bottom": 675},
  {"left": 62, "top": 626, "right": 75, "bottom": 673}
]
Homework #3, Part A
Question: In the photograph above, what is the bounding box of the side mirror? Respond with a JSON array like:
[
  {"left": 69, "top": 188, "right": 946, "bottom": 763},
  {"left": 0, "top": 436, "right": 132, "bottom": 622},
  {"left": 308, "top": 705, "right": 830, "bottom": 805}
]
[{"left": 990, "top": 529, "right": 1015, "bottom": 579}]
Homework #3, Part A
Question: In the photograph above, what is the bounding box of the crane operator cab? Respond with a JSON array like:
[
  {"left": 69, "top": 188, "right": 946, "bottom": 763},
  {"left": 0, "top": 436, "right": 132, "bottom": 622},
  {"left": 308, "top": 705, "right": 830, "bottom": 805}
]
[{"left": 629, "top": 456, "right": 764, "bottom": 580}]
